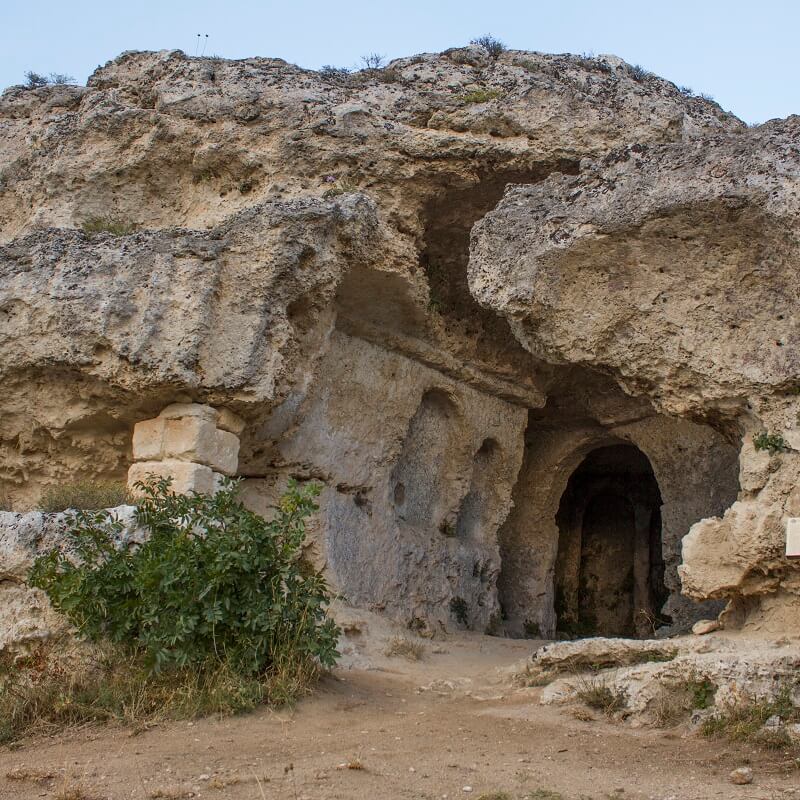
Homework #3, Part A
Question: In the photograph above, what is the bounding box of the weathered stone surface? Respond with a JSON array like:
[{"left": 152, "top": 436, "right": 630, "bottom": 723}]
[
  {"left": 470, "top": 118, "right": 800, "bottom": 632},
  {"left": 521, "top": 635, "right": 800, "bottom": 723}
]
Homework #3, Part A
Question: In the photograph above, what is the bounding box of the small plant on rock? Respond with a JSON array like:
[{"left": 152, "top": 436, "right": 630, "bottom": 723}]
[
  {"left": 470, "top": 35, "right": 506, "bottom": 58},
  {"left": 753, "top": 431, "right": 788, "bottom": 454},
  {"left": 627, "top": 63, "right": 651, "bottom": 81},
  {"left": 461, "top": 88, "right": 504, "bottom": 104},
  {"left": 701, "top": 686, "right": 800, "bottom": 750},
  {"left": 319, "top": 65, "right": 351, "bottom": 82},
  {"left": 651, "top": 675, "right": 717, "bottom": 727},
  {"left": 322, "top": 176, "right": 357, "bottom": 198}
]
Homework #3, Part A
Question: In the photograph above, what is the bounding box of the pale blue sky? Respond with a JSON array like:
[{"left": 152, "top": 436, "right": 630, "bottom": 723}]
[{"left": 2, "top": 0, "right": 797, "bottom": 124}]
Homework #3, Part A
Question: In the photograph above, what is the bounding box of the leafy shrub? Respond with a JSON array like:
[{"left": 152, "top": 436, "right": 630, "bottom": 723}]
[
  {"left": 29, "top": 478, "right": 339, "bottom": 676},
  {"left": 753, "top": 432, "right": 788, "bottom": 454},
  {"left": 81, "top": 217, "right": 138, "bottom": 237},
  {"left": 470, "top": 35, "right": 506, "bottom": 58},
  {"left": 38, "top": 480, "right": 131, "bottom": 512},
  {"left": 461, "top": 88, "right": 504, "bottom": 104}
]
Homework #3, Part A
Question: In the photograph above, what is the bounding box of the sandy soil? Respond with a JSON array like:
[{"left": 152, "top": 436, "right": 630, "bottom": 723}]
[{"left": 1, "top": 632, "right": 798, "bottom": 800}]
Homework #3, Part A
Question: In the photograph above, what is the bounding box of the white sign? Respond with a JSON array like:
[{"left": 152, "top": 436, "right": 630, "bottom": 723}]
[{"left": 787, "top": 518, "right": 800, "bottom": 559}]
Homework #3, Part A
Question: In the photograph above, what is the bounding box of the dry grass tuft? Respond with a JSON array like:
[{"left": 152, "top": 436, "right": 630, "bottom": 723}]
[
  {"left": 38, "top": 480, "right": 131, "bottom": 512},
  {"left": 701, "top": 687, "right": 800, "bottom": 751},
  {"left": 0, "top": 640, "right": 318, "bottom": 746},
  {"left": 568, "top": 707, "right": 595, "bottom": 722},
  {"left": 81, "top": 217, "right": 138, "bottom": 238},
  {"left": 53, "top": 777, "right": 102, "bottom": 800},
  {"left": 5, "top": 767, "right": 57, "bottom": 783},
  {"left": 384, "top": 635, "right": 425, "bottom": 661},
  {"left": 575, "top": 675, "right": 626, "bottom": 716},
  {"left": 651, "top": 676, "right": 716, "bottom": 727}
]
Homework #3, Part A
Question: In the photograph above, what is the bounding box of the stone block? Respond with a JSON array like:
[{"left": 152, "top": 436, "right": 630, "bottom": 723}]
[
  {"left": 162, "top": 417, "right": 239, "bottom": 475},
  {"left": 691, "top": 618, "right": 721, "bottom": 635},
  {"left": 127, "top": 459, "right": 222, "bottom": 496},
  {"left": 159, "top": 403, "right": 218, "bottom": 423},
  {"left": 132, "top": 417, "right": 166, "bottom": 461},
  {"left": 217, "top": 407, "right": 246, "bottom": 436}
]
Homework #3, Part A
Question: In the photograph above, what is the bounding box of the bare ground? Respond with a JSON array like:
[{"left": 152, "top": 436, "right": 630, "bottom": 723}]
[{"left": 1, "top": 633, "right": 798, "bottom": 800}]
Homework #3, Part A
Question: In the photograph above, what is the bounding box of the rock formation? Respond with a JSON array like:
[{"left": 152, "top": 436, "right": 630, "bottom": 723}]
[{"left": 0, "top": 45, "right": 796, "bottom": 645}]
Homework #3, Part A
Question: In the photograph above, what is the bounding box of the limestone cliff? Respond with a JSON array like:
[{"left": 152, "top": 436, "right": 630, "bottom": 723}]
[{"left": 1, "top": 45, "right": 793, "bottom": 640}]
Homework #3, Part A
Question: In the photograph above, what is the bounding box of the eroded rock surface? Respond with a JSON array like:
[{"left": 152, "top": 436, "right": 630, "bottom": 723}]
[
  {"left": 0, "top": 45, "right": 793, "bottom": 643},
  {"left": 470, "top": 118, "right": 800, "bottom": 632}
]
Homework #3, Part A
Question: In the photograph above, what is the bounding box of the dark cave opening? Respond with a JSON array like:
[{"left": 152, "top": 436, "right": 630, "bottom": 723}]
[{"left": 554, "top": 444, "right": 668, "bottom": 638}]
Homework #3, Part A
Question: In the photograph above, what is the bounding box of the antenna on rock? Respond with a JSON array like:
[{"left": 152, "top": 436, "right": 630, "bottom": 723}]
[
  {"left": 194, "top": 34, "right": 201, "bottom": 56},
  {"left": 201, "top": 34, "right": 209, "bottom": 57}
]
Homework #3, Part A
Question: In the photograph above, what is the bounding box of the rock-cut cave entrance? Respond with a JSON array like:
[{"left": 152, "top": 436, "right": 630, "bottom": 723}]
[{"left": 554, "top": 444, "right": 668, "bottom": 638}]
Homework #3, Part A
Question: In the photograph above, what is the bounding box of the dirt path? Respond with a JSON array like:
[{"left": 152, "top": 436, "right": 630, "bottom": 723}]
[{"left": 1, "top": 634, "right": 797, "bottom": 800}]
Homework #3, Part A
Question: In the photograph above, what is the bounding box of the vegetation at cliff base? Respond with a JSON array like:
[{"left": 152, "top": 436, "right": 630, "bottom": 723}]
[{"left": 0, "top": 479, "right": 338, "bottom": 743}]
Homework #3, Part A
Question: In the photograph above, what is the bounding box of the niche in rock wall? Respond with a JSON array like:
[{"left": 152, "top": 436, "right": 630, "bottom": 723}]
[
  {"left": 554, "top": 444, "right": 666, "bottom": 638},
  {"left": 455, "top": 438, "right": 501, "bottom": 540},
  {"left": 390, "top": 389, "right": 461, "bottom": 529}
]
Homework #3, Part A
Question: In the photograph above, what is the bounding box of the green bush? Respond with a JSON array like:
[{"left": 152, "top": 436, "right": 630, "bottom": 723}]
[
  {"left": 753, "top": 431, "right": 788, "bottom": 454},
  {"left": 38, "top": 479, "right": 131, "bottom": 512},
  {"left": 29, "top": 478, "right": 339, "bottom": 676}
]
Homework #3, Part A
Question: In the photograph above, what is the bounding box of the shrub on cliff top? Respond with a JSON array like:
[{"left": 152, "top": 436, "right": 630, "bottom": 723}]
[
  {"left": 29, "top": 478, "right": 339, "bottom": 675},
  {"left": 470, "top": 35, "right": 506, "bottom": 58}
]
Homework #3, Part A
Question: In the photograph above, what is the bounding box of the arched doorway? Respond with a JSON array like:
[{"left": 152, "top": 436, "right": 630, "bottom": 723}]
[{"left": 554, "top": 444, "right": 667, "bottom": 638}]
